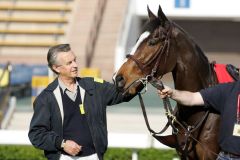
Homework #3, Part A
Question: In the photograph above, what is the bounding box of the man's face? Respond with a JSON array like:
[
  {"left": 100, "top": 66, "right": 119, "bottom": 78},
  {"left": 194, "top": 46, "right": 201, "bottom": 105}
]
[{"left": 54, "top": 51, "right": 78, "bottom": 78}]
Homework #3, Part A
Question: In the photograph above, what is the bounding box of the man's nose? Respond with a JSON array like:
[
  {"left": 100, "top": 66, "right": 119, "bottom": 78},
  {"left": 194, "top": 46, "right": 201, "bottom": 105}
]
[{"left": 72, "top": 61, "right": 78, "bottom": 67}]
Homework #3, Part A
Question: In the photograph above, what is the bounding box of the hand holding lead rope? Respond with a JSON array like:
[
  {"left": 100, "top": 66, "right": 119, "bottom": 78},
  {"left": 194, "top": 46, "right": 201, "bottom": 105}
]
[{"left": 149, "top": 77, "right": 165, "bottom": 90}]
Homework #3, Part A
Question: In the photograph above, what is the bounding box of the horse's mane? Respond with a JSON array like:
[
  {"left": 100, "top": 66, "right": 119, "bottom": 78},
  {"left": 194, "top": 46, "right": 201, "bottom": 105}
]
[
  {"left": 173, "top": 22, "right": 215, "bottom": 87},
  {"left": 173, "top": 22, "right": 209, "bottom": 63},
  {"left": 142, "top": 19, "right": 209, "bottom": 63}
]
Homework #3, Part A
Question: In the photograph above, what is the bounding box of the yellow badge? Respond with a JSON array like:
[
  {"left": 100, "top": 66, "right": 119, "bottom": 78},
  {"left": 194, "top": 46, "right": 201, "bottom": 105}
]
[
  {"left": 94, "top": 77, "right": 104, "bottom": 83},
  {"left": 79, "top": 104, "right": 85, "bottom": 114}
]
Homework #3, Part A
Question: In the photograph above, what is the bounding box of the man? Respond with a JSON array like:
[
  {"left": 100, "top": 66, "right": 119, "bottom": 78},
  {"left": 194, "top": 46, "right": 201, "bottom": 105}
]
[
  {"left": 28, "top": 44, "right": 133, "bottom": 160},
  {"left": 158, "top": 81, "right": 240, "bottom": 160}
]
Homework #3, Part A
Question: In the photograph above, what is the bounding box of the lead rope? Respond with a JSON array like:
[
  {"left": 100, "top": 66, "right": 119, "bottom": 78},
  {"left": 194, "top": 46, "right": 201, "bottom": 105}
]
[
  {"left": 138, "top": 77, "right": 179, "bottom": 135},
  {"left": 138, "top": 93, "right": 171, "bottom": 134},
  {"left": 152, "top": 79, "right": 218, "bottom": 158},
  {"left": 138, "top": 78, "right": 219, "bottom": 158}
]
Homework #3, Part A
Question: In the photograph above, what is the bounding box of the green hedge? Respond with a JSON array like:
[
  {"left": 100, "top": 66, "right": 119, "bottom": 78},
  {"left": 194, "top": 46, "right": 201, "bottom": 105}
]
[
  {"left": 105, "top": 148, "right": 179, "bottom": 160},
  {"left": 0, "top": 145, "right": 179, "bottom": 160},
  {"left": 0, "top": 145, "right": 45, "bottom": 160}
]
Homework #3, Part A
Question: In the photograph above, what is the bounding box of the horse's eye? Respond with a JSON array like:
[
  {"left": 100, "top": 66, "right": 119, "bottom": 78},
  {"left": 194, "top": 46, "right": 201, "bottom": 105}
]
[{"left": 148, "top": 38, "right": 159, "bottom": 46}]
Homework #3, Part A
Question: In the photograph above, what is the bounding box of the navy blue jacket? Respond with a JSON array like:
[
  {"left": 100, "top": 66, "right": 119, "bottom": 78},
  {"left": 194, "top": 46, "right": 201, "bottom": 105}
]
[{"left": 28, "top": 77, "right": 132, "bottom": 160}]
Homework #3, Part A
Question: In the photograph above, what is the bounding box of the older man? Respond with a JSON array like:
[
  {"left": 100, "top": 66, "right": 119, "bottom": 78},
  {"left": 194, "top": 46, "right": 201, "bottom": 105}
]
[{"left": 29, "top": 44, "right": 134, "bottom": 160}]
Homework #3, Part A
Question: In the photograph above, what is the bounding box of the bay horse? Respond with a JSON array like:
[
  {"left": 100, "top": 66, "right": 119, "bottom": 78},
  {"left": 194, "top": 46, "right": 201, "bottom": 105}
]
[{"left": 113, "top": 5, "right": 222, "bottom": 160}]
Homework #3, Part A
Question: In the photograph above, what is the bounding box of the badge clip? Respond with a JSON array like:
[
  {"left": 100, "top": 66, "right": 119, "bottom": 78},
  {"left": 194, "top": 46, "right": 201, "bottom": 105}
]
[
  {"left": 79, "top": 104, "right": 85, "bottom": 114},
  {"left": 233, "top": 123, "right": 240, "bottom": 137}
]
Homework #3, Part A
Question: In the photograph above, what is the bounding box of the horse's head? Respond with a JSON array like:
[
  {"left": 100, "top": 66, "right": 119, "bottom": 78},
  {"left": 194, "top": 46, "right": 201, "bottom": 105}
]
[{"left": 114, "top": 5, "right": 178, "bottom": 95}]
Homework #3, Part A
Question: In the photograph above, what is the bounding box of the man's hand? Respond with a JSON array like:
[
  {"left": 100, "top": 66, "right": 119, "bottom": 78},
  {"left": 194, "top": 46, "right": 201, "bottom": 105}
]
[
  {"left": 63, "top": 140, "right": 82, "bottom": 156},
  {"left": 157, "top": 85, "right": 173, "bottom": 99}
]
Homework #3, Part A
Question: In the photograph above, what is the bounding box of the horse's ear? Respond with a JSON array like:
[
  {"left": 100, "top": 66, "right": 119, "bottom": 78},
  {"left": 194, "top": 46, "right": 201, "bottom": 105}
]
[
  {"left": 147, "top": 5, "right": 157, "bottom": 21},
  {"left": 157, "top": 5, "right": 169, "bottom": 24}
]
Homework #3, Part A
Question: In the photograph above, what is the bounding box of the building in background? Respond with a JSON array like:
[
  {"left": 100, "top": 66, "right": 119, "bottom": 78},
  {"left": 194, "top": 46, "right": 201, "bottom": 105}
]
[{"left": 0, "top": 0, "right": 239, "bottom": 81}]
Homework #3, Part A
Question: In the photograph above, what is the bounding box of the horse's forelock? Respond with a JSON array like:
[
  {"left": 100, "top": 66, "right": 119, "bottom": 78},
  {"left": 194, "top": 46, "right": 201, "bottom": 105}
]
[{"left": 141, "top": 19, "right": 161, "bottom": 34}]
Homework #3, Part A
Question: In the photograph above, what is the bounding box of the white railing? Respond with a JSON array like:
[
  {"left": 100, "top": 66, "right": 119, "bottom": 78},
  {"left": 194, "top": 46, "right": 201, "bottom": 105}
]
[{"left": 1, "top": 96, "right": 16, "bottom": 129}]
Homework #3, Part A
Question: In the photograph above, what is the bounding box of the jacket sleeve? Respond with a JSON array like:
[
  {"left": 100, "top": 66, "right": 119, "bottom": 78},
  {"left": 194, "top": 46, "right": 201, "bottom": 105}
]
[
  {"left": 28, "top": 92, "right": 62, "bottom": 151},
  {"left": 97, "top": 80, "right": 135, "bottom": 106}
]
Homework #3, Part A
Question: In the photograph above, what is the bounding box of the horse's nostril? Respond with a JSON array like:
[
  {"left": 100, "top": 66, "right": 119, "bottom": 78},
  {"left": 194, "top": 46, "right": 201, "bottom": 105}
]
[
  {"left": 116, "top": 75, "right": 123, "bottom": 82},
  {"left": 115, "top": 75, "right": 125, "bottom": 88}
]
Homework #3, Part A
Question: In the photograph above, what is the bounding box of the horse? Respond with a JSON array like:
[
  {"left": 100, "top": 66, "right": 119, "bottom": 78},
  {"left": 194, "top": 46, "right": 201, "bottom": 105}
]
[{"left": 113, "top": 5, "right": 222, "bottom": 160}]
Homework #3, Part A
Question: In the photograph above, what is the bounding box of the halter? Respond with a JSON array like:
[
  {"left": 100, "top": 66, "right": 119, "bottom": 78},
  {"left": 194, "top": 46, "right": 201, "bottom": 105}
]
[
  {"left": 126, "top": 23, "right": 172, "bottom": 79},
  {"left": 121, "top": 23, "right": 173, "bottom": 96}
]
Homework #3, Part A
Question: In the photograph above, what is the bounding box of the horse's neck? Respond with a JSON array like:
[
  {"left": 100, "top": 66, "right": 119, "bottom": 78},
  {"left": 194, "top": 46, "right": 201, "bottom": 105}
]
[{"left": 173, "top": 42, "right": 213, "bottom": 91}]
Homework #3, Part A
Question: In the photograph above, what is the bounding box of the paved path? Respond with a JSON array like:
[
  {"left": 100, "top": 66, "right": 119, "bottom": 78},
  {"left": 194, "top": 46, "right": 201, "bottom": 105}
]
[
  {"left": 107, "top": 110, "right": 172, "bottom": 135},
  {"left": 7, "top": 106, "right": 172, "bottom": 136},
  {"left": 4, "top": 103, "right": 175, "bottom": 152}
]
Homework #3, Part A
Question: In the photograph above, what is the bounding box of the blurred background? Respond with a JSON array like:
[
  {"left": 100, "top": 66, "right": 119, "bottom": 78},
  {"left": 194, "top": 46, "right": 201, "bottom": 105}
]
[{"left": 0, "top": 0, "right": 239, "bottom": 159}]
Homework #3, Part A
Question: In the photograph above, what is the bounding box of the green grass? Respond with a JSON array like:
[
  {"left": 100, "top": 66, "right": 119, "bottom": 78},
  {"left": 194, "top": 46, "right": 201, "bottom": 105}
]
[
  {"left": 105, "top": 148, "right": 179, "bottom": 160},
  {"left": 0, "top": 145, "right": 179, "bottom": 160}
]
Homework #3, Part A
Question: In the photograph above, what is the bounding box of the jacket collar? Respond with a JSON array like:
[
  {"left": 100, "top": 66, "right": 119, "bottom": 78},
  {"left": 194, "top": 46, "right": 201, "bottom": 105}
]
[
  {"left": 45, "top": 77, "right": 94, "bottom": 95},
  {"left": 77, "top": 77, "right": 94, "bottom": 95}
]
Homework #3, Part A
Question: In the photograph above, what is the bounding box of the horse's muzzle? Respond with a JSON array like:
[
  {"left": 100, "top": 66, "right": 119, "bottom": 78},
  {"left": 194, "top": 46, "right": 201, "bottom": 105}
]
[{"left": 115, "top": 75, "right": 126, "bottom": 92}]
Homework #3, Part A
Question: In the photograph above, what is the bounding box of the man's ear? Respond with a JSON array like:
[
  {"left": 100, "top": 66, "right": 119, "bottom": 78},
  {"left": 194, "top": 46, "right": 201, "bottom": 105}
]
[{"left": 52, "top": 65, "right": 60, "bottom": 74}]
